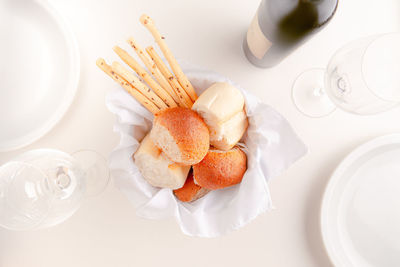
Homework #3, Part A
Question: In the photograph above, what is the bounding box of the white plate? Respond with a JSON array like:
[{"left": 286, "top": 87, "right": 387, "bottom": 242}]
[
  {"left": 321, "top": 134, "right": 400, "bottom": 267},
  {"left": 0, "top": 0, "right": 80, "bottom": 151}
]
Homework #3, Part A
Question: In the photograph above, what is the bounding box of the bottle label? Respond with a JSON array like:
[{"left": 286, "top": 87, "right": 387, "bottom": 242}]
[{"left": 246, "top": 12, "right": 272, "bottom": 59}]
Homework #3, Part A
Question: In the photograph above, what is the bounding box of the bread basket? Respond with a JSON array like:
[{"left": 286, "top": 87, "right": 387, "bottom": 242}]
[{"left": 106, "top": 63, "right": 307, "bottom": 237}]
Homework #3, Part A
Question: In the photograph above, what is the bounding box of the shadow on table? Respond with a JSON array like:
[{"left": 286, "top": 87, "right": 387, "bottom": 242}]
[
  {"left": 0, "top": 229, "right": 18, "bottom": 262},
  {"left": 304, "top": 167, "right": 336, "bottom": 267},
  {"left": 304, "top": 136, "right": 378, "bottom": 267}
]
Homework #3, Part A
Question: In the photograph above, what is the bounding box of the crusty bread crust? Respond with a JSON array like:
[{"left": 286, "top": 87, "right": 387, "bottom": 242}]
[
  {"left": 193, "top": 147, "right": 247, "bottom": 190},
  {"left": 152, "top": 107, "right": 210, "bottom": 165},
  {"left": 174, "top": 171, "right": 210, "bottom": 202}
]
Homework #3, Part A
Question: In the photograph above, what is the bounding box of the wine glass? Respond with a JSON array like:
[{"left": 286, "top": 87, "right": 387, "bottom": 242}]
[
  {"left": 0, "top": 149, "right": 109, "bottom": 231},
  {"left": 292, "top": 33, "right": 400, "bottom": 118}
]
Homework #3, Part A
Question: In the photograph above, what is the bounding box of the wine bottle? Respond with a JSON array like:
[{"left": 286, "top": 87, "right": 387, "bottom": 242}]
[{"left": 243, "top": 0, "right": 338, "bottom": 68}]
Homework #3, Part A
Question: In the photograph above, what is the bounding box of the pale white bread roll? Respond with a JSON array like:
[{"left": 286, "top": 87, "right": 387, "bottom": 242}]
[
  {"left": 210, "top": 110, "right": 248, "bottom": 151},
  {"left": 193, "top": 147, "right": 247, "bottom": 190},
  {"left": 192, "top": 82, "right": 248, "bottom": 151},
  {"left": 150, "top": 107, "right": 210, "bottom": 165},
  {"left": 134, "top": 134, "right": 190, "bottom": 189}
]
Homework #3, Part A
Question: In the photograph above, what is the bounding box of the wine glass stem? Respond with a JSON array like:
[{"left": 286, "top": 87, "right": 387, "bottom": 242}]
[
  {"left": 337, "top": 77, "right": 347, "bottom": 93},
  {"left": 55, "top": 167, "right": 71, "bottom": 190},
  {"left": 313, "top": 87, "right": 325, "bottom": 97}
]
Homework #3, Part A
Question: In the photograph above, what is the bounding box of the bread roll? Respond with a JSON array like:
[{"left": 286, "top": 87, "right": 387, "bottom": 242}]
[
  {"left": 193, "top": 147, "right": 247, "bottom": 190},
  {"left": 134, "top": 134, "right": 190, "bottom": 189},
  {"left": 173, "top": 171, "right": 210, "bottom": 202},
  {"left": 150, "top": 107, "right": 209, "bottom": 165},
  {"left": 192, "top": 82, "right": 248, "bottom": 151}
]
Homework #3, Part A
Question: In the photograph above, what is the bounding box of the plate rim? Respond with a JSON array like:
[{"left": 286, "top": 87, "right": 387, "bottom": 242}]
[
  {"left": 0, "top": 0, "right": 80, "bottom": 152},
  {"left": 320, "top": 133, "right": 400, "bottom": 267}
]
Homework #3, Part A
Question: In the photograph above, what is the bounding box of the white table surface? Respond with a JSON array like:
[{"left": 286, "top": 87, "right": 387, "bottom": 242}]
[{"left": 1, "top": 0, "right": 400, "bottom": 266}]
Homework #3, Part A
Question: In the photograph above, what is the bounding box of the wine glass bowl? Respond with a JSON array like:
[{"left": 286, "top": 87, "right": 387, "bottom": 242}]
[
  {"left": 325, "top": 34, "right": 400, "bottom": 115},
  {"left": 0, "top": 161, "right": 51, "bottom": 231},
  {"left": 293, "top": 32, "right": 400, "bottom": 117},
  {"left": 0, "top": 149, "right": 109, "bottom": 231}
]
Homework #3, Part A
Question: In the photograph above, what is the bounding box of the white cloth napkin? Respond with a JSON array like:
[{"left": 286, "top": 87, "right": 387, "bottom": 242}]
[{"left": 106, "top": 65, "right": 307, "bottom": 237}]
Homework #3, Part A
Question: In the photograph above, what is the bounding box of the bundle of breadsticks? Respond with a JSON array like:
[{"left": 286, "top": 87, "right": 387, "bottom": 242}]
[{"left": 97, "top": 14, "right": 249, "bottom": 202}]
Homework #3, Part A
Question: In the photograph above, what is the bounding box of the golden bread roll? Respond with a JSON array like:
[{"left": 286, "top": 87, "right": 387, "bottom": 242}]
[
  {"left": 193, "top": 147, "right": 247, "bottom": 190},
  {"left": 150, "top": 107, "right": 210, "bottom": 165},
  {"left": 173, "top": 171, "right": 210, "bottom": 202}
]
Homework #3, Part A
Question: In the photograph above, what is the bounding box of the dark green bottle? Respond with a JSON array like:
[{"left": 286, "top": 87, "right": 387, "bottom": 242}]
[{"left": 243, "top": 0, "right": 338, "bottom": 68}]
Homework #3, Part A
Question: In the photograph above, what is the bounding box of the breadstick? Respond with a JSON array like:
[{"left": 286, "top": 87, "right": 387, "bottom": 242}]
[
  {"left": 140, "top": 14, "right": 198, "bottom": 102},
  {"left": 126, "top": 37, "right": 182, "bottom": 106},
  {"left": 111, "top": 61, "right": 168, "bottom": 110},
  {"left": 96, "top": 58, "right": 159, "bottom": 114},
  {"left": 113, "top": 46, "right": 177, "bottom": 108},
  {"left": 146, "top": 46, "right": 193, "bottom": 108}
]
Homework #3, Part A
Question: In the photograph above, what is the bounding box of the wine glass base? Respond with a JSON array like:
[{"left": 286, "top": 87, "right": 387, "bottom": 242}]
[
  {"left": 72, "top": 150, "right": 110, "bottom": 197},
  {"left": 292, "top": 68, "right": 336, "bottom": 118}
]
